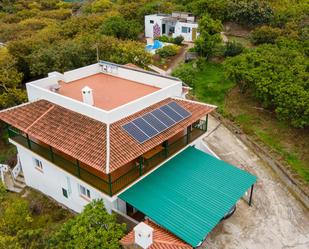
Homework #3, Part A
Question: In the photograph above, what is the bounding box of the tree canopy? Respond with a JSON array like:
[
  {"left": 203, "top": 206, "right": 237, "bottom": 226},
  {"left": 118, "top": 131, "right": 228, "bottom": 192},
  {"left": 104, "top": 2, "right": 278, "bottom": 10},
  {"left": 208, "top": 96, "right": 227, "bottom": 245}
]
[
  {"left": 224, "top": 40, "right": 309, "bottom": 128},
  {"left": 48, "top": 199, "right": 126, "bottom": 249}
]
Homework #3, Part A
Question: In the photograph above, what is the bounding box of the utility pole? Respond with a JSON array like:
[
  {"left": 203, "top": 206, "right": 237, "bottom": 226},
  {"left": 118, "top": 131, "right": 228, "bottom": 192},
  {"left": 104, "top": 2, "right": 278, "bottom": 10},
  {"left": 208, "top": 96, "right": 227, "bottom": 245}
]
[{"left": 96, "top": 43, "right": 99, "bottom": 62}]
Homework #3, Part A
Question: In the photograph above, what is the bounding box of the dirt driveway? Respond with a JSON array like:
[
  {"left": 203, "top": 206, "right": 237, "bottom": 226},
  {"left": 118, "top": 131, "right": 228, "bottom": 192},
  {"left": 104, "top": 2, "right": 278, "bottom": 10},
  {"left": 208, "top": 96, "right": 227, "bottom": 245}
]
[{"left": 201, "top": 115, "right": 309, "bottom": 249}]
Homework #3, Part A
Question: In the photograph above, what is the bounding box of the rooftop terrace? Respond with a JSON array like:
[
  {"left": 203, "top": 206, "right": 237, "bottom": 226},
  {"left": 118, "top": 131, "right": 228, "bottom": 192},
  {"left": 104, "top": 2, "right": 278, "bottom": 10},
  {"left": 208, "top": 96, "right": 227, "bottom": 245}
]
[
  {"left": 26, "top": 62, "right": 183, "bottom": 124},
  {"left": 58, "top": 73, "right": 160, "bottom": 111}
]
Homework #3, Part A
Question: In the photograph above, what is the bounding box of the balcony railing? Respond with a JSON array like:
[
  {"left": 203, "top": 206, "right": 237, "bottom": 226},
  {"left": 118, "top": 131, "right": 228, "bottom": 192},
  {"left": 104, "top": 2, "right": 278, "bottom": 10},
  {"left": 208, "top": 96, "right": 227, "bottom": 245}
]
[{"left": 6, "top": 117, "right": 208, "bottom": 196}]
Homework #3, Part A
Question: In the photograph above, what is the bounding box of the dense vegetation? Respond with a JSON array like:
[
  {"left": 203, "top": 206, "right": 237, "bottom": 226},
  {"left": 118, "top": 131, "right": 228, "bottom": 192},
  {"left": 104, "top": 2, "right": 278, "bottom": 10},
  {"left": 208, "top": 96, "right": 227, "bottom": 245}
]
[
  {"left": 225, "top": 40, "right": 309, "bottom": 128},
  {"left": 0, "top": 184, "right": 74, "bottom": 249},
  {"left": 0, "top": 184, "right": 125, "bottom": 249}
]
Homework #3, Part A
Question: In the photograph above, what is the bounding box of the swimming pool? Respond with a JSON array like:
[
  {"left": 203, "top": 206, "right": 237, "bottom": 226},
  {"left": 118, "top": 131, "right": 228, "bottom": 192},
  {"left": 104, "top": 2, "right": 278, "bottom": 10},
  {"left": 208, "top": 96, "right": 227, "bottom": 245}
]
[{"left": 145, "top": 40, "right": 164, "bottom": 53}]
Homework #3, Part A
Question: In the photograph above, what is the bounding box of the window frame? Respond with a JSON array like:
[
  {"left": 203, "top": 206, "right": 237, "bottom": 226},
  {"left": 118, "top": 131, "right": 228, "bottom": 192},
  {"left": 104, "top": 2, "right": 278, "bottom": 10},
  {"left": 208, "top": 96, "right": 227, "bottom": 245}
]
[
  {"left": 62, "top": 188, "right": 68, "bottom": 198},
  {"left": 181, "top": 26, "right": 189, "bottom": 33},
  {"left": 34, "top": 158, "right": 43, "bottom": 172},
  {"left": 78, "top": 184, "right": 91, "bottom": 200}
]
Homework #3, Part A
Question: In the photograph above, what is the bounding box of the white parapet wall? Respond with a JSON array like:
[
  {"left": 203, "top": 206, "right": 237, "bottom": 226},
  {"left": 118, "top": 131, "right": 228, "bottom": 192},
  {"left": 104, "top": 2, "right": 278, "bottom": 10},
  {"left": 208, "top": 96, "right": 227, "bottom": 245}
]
[{"left": 26, "top": 62, "right": 183, "bottom": 124}]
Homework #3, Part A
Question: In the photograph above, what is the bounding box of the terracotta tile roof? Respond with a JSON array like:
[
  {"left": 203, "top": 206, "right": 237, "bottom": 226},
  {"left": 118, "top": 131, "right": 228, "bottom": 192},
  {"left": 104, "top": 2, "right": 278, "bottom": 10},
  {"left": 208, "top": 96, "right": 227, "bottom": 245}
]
[
  {"left": 121, "top": 220, "right": 192, "bottom": 249},
  {"left": 0, "top": 100, "right": 107, "bottom": 172},
  {"left": 0, "top": 98, "right": 214, "bottom": 173},
  {"left": 109, "top": 98, "right": 215, "bottom": 172}
]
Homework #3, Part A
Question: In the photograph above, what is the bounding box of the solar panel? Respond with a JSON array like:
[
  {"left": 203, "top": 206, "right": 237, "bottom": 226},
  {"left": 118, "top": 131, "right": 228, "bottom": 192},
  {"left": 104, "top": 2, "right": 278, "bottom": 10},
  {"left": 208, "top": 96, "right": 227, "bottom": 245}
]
[
  {"left": 143, "top": 113, "right": 167, "bottom": 132},
  {"left": 122, "top": 101, "right": 192, "bottom": 144},
  {"left": 133, "top": 118, "right": 158, "bottom": 137},
  {"left": 151, "top": 109, "right": 175, "bottom": 127},
  {"left": 160, "top": 105, "right": 183, "bottom": 122},
  {"left": 168, "top": 101, "right": 191, "bottom": 118},
  {"left": 122, "top": 122, "right": 149, "bottom": 143}
]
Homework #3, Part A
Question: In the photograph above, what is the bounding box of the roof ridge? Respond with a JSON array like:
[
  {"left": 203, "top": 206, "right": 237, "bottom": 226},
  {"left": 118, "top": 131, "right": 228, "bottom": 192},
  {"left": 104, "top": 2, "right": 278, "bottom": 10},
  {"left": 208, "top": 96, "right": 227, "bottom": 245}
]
[{"left": 24, "top": 105, "right": 55, "bottom": 132}]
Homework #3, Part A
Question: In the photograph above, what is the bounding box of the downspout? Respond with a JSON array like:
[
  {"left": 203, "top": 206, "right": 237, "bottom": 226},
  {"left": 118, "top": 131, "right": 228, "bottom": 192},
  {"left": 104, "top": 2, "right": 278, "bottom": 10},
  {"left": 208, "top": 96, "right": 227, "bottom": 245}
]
[{"left": 106, "top": 123, "right": 110, "bottom": 174}]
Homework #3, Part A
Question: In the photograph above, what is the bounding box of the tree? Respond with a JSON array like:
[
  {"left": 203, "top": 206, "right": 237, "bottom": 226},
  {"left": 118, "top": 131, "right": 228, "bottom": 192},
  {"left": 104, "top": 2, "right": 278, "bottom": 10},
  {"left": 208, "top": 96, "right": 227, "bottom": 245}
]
[
  {"left": 0, "top": 48, "right": 22, "bottom": 92},
  {"left": 48, "top": 199, "right": 126, "bottom": 249},
  {"left": 227, "top": 0, "right": 274, "bottom": 26},
  {"left": 195, "top": 14, "right": 222, "bottom": 58},
  {"left": 251, "top": 26, "right": 281, "bottom": 45},
  {"left": 0, "top": 48, "right": 26, "bottom": 110},
  {"left": 224, "top": 41, "right": 244, "bottom": 57},
  {"left": 100, "top": 16, "right": 141, "bottom": 40},
  {"left": 224, "top": 41, "right": 309, "bottom": 128}
]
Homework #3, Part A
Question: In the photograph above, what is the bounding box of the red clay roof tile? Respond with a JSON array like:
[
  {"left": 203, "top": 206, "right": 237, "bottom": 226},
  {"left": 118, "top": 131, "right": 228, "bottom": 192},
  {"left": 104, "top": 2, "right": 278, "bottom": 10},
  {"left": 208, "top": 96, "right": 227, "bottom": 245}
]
[
  {"left": 0, "top": 98, "right": 214, "bottom": 173},
  {"left": 120, "top": 220, "right": 192, "bottom": 249}
]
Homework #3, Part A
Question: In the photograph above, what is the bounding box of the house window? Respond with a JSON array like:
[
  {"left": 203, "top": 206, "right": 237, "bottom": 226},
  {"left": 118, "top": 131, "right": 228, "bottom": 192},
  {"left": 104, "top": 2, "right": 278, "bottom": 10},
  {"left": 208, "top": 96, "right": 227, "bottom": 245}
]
[
  {"left": 62, "top": 188, "right": 68, "bottom": 198},
  {"left": 78, "top": 184, "right": 91, "bottom": 200},
  {"left": 34, "top": 158, "right": 43, "bottom": 172},
  {"left": 181, "top": 27, "right": 190, "bottom": 33},
  {"left": 150, "top": 20, "right": 154, "bottom": 24}
]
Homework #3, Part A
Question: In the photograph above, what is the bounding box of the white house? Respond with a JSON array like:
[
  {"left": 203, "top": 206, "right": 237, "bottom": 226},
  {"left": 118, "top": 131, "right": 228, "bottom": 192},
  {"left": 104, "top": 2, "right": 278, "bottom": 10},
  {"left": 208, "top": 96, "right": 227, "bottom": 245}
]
[
  {"left": 0, "top": 61, "right": 256, "bottom": 248},
  {"left": 145, "top": 12, "right": 199, "bottom": 42}
]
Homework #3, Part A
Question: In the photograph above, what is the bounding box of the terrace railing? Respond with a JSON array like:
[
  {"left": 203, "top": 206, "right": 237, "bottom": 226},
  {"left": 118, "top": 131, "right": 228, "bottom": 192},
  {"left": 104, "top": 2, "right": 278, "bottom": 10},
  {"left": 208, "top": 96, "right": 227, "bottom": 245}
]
[{"left": 6, "top": 118, "right": 207, "bottom": 196}]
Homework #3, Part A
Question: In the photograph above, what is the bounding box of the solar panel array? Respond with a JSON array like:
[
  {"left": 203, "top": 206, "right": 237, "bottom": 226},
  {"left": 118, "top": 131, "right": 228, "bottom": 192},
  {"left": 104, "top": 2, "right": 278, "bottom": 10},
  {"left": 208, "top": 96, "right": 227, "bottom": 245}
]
[{"left": 122, "top": 101, "right": 191, "bottom": 143}]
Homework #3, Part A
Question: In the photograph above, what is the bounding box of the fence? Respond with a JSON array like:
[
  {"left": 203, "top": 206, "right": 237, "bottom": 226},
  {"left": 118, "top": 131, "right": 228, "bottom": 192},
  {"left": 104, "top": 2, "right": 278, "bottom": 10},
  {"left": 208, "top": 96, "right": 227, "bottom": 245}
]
[{"left": 6, "top": 118, "right": 207, "bottom": 196}]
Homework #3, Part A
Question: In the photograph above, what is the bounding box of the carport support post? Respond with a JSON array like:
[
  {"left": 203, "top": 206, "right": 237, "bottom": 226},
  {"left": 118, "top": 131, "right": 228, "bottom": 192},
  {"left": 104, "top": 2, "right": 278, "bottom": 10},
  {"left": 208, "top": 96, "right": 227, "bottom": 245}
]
[
  {"left": 249, "top": 184, "right": 254, "bottom": 206},
  {"left": 205, "top": 114, "right": 208, "bottom": 132}
]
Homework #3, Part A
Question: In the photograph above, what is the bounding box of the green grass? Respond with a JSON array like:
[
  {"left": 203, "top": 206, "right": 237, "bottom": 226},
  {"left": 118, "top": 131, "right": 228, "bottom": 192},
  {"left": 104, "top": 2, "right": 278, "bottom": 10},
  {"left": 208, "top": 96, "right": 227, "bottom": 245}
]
[
  {"left": 226, "top": 35, "right": 253, "bottom": 48},
  {"left": 255, "top": 130, "right": 309, "bottom": 182},
  {"left": 173, "top": 61, "right": 235, "bottom": 111},
  {"left": 193, "top": 62, "right": 234, "bottom": 110},
  {"left": 230, "top": 103, "right": 309, "bottom": 184}
]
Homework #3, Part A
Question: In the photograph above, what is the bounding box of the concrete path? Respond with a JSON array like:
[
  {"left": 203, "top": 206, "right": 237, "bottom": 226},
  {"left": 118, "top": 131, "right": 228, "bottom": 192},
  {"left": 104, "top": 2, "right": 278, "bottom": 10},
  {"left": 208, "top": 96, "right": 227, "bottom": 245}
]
[
  {"left": 149, "top": 42, "right": 194, "bottom": 76},
  {"left": 148, "top": 65, "right": 166, "bottom": 75},
  {"left": 201, "top": 115, "right": 309, "bottom": 249}
]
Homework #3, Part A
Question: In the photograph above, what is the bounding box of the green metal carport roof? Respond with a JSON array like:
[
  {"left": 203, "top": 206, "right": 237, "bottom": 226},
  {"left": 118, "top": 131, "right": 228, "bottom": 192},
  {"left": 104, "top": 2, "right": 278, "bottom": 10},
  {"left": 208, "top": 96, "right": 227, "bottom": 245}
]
[{"left": 119, "top": 146, "right": 257, "bottom": 247}]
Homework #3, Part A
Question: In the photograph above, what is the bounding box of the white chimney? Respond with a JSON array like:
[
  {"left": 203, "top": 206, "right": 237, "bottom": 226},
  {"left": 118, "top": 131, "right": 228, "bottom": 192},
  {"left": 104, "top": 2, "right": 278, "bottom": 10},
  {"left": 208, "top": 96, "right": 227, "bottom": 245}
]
[
  {"left": 81, "top": 86, "right": 94, "bottom": 106},
  {"left": 134, "top": 222, "right": 153, "bottom": 249}
]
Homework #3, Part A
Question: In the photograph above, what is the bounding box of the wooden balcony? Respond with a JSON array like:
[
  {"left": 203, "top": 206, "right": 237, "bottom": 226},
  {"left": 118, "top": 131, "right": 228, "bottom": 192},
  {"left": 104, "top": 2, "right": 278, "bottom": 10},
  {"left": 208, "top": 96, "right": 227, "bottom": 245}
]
[{"left": 6, "top": 117, "right": 208, "bottom": 196}]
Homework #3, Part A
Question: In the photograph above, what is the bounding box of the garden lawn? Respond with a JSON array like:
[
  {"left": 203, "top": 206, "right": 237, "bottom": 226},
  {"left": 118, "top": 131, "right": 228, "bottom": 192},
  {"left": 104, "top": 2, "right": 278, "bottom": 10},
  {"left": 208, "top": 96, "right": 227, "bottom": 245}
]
[{"left": 173, "top": 61, "right": 234, "bottom": 112}]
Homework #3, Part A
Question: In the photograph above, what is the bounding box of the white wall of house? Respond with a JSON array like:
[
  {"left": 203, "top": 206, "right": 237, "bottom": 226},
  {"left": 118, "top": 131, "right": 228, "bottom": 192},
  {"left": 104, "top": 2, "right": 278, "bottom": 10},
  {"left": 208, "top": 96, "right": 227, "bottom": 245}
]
[
  {"left": 145, "top": 15, "right": 164, "bottom": 38},
  {"left": 14, "top": 142, "right": 117, "bottom": 214},
  {"left": 173, "top": 22, "right": 199, "bottom": 42},
  {"left": 145, "top": 14, "right": 199, "bottom": 42}
]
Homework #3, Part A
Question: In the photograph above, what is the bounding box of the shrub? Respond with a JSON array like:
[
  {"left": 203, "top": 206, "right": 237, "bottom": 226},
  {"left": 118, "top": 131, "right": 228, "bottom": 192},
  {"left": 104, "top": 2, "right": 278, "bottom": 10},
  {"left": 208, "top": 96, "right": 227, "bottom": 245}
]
[
  {"left": 157, "top": 35, "right": 184, "bottom": 45},
  {"left": 156, "top": 45, "right": 179, "bottom": 58},
  {"left": 0, "top": 198, "right": 32, "bottom": 236},
  {"left": 251, "top": 26, "right": 281, "bottom": 45},
  {"left": 157, "top": 35, "right": 170, "bottom": 43},
  {"left": 172, "top": 63, "right": 198, "bottom": 87},
  {"left": 224, "top": 41, "right": 244, "bottom": 57},
  {"left": 173, "top": 35, "right": 184, "bottom": 45}
]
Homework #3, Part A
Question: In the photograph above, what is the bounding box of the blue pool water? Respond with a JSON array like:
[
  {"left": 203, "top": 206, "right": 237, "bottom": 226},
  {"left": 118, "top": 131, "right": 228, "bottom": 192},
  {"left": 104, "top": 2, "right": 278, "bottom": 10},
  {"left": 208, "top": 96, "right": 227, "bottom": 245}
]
[{"left": 145, "top": 40, "right": 163, "bottom": 51}]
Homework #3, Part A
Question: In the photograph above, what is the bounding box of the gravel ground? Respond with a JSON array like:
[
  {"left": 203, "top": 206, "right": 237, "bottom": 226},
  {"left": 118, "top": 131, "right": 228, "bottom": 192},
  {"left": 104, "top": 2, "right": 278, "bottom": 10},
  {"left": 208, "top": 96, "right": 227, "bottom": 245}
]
[{"left": 200, "top": 115, "right": 309, "bottom": 249}]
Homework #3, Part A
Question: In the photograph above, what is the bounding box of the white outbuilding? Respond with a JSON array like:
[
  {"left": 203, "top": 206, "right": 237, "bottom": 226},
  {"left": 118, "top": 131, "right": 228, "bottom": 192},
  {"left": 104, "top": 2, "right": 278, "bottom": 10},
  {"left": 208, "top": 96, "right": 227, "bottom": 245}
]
[{"left": 145, "top": 12, "right": 199, "bottom": 42}]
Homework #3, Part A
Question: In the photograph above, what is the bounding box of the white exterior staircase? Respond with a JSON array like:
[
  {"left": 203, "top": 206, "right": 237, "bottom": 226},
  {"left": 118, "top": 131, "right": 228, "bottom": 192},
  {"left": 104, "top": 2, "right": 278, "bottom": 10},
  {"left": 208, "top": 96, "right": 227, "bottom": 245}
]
[{"left": 0, "top": 156, "right": 26, "bottom": 193}]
